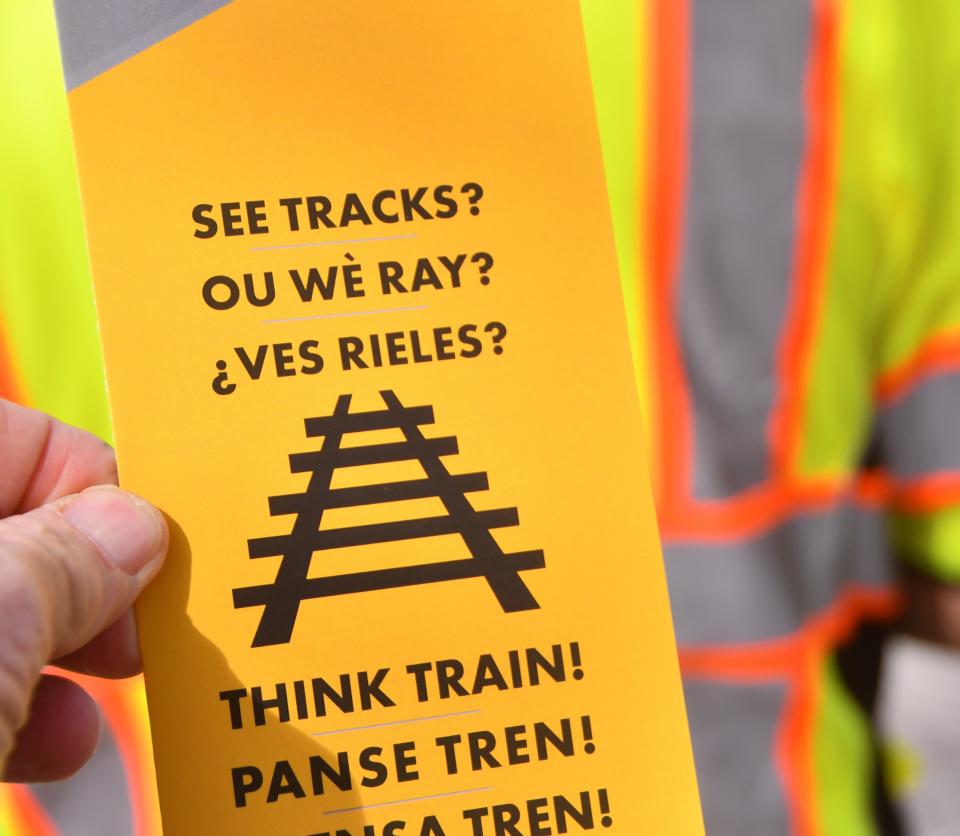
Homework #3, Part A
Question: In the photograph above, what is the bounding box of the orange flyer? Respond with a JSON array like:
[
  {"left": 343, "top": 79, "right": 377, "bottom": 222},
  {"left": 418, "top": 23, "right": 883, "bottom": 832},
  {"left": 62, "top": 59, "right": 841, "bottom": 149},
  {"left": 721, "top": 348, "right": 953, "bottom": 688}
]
[{"left": 53, "top": 2, "right": 702, "bottom": 833}]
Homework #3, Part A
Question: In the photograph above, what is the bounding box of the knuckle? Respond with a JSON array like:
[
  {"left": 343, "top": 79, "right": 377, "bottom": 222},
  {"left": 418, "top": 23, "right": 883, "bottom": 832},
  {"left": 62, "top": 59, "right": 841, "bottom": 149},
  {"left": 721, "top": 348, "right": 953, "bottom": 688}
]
[
  {"left": 0, "top": 510, "right": 114, "bottom": 656},
  {"left": 0, "top": 552, "right": 47, "bottom": 768},
  {"left": 0, "top": 606, "right": 39, "bottom": 745},
  {"left": 0, "top": 527, "right": 52, "bottom": 644},
  {"left": 0, "top": 662, "right": 32, "bottom": 770}
]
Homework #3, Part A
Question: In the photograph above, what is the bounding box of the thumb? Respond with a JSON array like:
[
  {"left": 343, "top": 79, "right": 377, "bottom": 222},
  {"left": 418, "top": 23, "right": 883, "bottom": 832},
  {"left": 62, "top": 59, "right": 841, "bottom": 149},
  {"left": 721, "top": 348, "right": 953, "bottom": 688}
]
[{"left": 0, "top": 485, "right": 167, "bottom": 767}]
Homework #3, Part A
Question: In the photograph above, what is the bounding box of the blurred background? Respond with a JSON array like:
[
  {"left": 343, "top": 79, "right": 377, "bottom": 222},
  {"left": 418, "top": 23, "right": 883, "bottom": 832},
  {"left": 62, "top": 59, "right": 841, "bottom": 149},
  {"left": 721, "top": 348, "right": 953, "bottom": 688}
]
[{"left": 2, "top": 1, "right": 960, "bottom": 834}]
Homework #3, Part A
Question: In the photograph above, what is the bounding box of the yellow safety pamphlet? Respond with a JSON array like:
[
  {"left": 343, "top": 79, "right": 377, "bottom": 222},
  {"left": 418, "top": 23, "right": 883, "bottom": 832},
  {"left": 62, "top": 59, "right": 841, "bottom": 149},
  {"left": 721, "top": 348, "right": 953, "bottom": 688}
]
[{"left": 53, "top": 2, "right": 702, "bottom": 833}]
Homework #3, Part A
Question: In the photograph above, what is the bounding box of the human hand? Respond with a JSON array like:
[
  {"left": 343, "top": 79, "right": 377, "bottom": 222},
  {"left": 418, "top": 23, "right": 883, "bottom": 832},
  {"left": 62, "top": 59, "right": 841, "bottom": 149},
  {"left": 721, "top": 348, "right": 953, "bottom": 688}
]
[{"left": 0, "top": 399, "right": 167, "bottom": 782}]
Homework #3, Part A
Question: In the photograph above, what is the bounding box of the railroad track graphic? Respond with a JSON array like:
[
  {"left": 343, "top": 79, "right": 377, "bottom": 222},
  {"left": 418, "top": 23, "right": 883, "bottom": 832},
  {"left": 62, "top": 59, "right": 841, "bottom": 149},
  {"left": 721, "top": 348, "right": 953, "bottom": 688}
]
[{"left": 233, "top": 390, "right": 545, "bottom": 646}]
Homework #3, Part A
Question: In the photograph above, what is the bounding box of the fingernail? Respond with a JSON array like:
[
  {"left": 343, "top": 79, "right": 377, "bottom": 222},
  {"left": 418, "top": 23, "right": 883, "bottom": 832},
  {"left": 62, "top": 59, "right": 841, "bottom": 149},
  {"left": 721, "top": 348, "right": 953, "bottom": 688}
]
[{"left": 62, "top": 486, "right": 166, "bottom": 576}]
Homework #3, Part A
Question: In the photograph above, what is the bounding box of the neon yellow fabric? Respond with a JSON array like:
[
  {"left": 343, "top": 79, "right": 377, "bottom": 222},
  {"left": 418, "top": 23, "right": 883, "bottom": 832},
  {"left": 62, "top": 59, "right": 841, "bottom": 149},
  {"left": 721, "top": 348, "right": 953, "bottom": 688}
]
[
  {"left": 0, "top": 0, "right": 110, "bottom": 438},
  {"left": 796, "top": 1, "right": 879, "bottom": 480},
  {"left": 800, "top": 0, "right": 960, "bottom": 479},
  {"left": 0, "top": 3, "right": 121, "bottom": 834},
  {"left": 580, "top": 0, "right": 651, "bottom": 433},
  {"left": 814, "top": 657, "right": 876, "bottom": 836},
  {"left": 867, "top": 2, "right": 960, "bottom": 374}
]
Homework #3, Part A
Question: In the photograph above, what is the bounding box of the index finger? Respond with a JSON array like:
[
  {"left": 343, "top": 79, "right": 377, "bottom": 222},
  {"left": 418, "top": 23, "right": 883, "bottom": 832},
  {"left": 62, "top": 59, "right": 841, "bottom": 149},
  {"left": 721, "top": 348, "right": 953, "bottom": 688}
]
[{"left": 0, "top": 399, "right": 118, "bottom": 516}]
